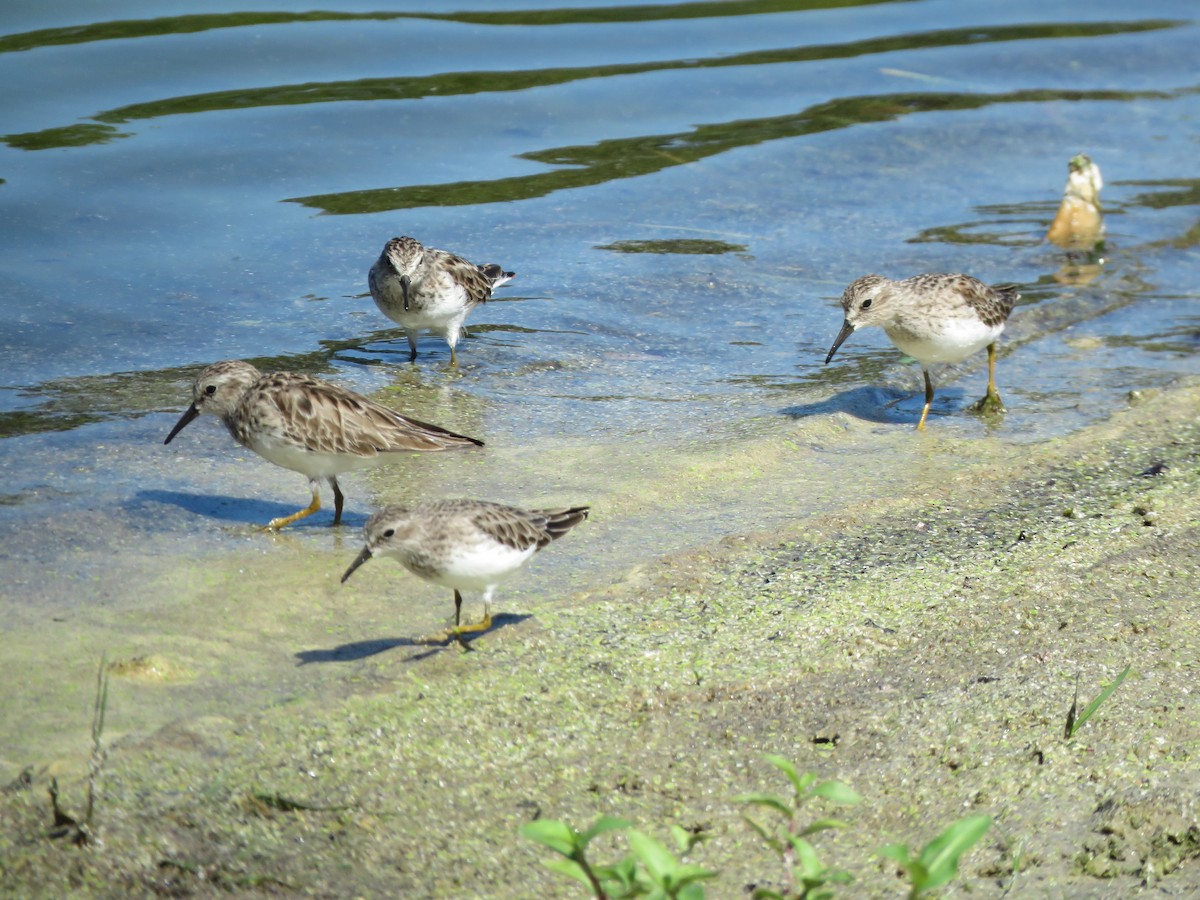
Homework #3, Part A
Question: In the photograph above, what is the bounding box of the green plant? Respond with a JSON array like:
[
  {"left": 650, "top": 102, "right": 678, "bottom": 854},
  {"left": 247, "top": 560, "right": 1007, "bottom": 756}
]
[
  {"left": 1065, "top": 664, "right": 1131, "bottom": 739},
  {"left": 880, "top": 814, "right": 992, "bottom": 899},
  {"left": 736, "top": 754, "right": 861, "bottom": 899},
  {"left": 522, "top": 816, "right": 715, "bottom": 899}
]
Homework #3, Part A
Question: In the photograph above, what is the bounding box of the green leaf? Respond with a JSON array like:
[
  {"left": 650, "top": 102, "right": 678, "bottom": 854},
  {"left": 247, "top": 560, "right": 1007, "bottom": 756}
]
[
  {"left": 797, "top": 816, "right": 851, "bottom": 837},
  {"left": 916, "top": 815, "right": 992, "bottom": 891},
  {"left": 582, "top": 815, "right": 633, "bottom": 845},
  {"left": 1068, "top": 664, "right": 1132, "bottom": 738},
  {"left": 543, "top": 857, "right": 597, "bottom": 890},
  {"left": 678, "top": 882, "right": 709, "bottom": 900},
  {"left": 750, "top": 890, "right": 786, "bottom": 900},
  {"left": 734, "top": 793, "right": 792, "bottom": 816},
  {"left": 879, "top": 842, "right": 912, "bottom": 866},
  {"left": 672, "top": 863, "right": 718, "bottom": 887},
  {"left": 628, "top": 829, "right": 678, "bottom": 886},
  {"left": 907, "top": 860, "right": 931, "bottom": 891},
  {"left": 810, "top": 780, "right": 862, "bottom": 806},
  {"left": 595, "top": 854, "right": 639, "bottom": 891},
  {"left": 670, "top": 824, "right": 707, "bottom": 854},
  {"left": 762, "top": 754, "right": 808, "bottom": 797},
  {"left": 521, "top": 819, "right": 580, "bottom": 857},
  {"left": 791, "top": 836, "right": 825, "bottom": 878}
]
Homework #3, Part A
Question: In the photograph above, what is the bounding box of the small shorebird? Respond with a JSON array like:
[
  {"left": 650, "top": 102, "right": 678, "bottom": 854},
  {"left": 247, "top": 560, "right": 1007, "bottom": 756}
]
[
  {"left": 1046, "top": 153, "right": 1104, "bottom": 252},
  {"left": 164, "top": 360, "right": 482, "bottom": 530},
  {"left": 824, "top": 274, "right": 1018, "bottom": 430},
  {"left": 367, "top": 235, "right": 515, "bottom": 365},
  {"left": 341, "top": 499, "right": 590, "bottom": 646}
]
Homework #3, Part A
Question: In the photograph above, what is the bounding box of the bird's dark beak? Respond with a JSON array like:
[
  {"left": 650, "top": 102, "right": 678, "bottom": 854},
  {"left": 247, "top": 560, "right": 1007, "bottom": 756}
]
[
  {"left": 824, "top": 320, "right": 856, "bottom": 365},
  {"left": 341, "top": 546, "right": 373, "bottom": 583},
  {"left": 400, "top": 274, "right": 411, "bottom": 312},
  {"left": 163, "top": 404, "right": 200, "bottom": 445}
]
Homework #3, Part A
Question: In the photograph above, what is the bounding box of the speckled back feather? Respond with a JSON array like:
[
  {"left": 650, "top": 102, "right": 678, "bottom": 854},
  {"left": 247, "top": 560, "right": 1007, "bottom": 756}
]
[
  {"left": 427, "top": 247, "right": 513, "bottom": 308},
  {"left": 896, "top": 273, "right": 1017, "bottom": 328},
  {"left": 235, "top": 371, "right": 483, "bottom": 456},
  {"left": 479, "top": 503, "right": 592, "bottom": 552}
]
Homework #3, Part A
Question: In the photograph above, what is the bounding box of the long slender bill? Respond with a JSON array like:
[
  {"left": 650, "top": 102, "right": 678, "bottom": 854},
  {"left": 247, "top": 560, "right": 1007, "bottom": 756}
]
[
  {"left": 163, "top": 404, "right": 200, "bottom": 445},
  {"left": 341, "top": 545, "right": 373, "bottom": 583},
  {"left": 824, "top": 319, "right": 856, "bottom": 365}
]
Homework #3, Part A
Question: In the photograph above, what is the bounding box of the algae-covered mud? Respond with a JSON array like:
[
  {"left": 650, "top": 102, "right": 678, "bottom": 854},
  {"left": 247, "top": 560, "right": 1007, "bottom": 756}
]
[{"left": 2, "top": 380, "right": 1198, "bottom": 897}]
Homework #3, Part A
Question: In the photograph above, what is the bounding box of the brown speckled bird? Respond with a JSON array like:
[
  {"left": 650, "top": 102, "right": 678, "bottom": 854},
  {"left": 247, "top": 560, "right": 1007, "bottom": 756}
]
[
  {"left": 164, "top": 360, "right": 482, "bottom": 529},
  {"left": 825, "top": 274, "right": 1018, "bottom": 430},
  {"left": 342, "top": 499, "right": 590, "bottom": 645},
  {"left": 368, "top": 236, "right": 515, "bottom": 365}
]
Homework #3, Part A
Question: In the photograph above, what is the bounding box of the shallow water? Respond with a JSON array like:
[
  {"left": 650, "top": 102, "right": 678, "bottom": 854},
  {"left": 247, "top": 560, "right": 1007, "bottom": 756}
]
[{"left": 1, "top": 0, "right": 1198, "bottom": 775}]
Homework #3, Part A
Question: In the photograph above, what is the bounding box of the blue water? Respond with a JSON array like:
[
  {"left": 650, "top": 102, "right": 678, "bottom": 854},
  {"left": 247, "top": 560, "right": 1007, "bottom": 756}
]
[{"left": 0, "top": 0, "right": 1197, "bottom": 568}]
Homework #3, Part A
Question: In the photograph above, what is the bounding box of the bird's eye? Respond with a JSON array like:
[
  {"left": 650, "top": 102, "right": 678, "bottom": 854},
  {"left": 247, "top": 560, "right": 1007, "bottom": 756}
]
[
  {"left": 382, "top": 528, "right": 395, "bottom": 538},
  {"left": 204, "top": 384, "right": 217, "bottom": 395},
  {"left": 861, "top": 298, "right": 873, "bottom": 309}
]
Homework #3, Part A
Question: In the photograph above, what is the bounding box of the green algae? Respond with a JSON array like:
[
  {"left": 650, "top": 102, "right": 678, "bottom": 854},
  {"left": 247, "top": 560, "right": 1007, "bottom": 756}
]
[{"left": 2, "top": 380, "right": 1200, "bottom": 895}]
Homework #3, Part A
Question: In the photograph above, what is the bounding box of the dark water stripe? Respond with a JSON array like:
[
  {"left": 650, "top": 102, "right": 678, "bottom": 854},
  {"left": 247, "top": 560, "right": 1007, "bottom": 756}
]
[
  {"left": 2, "top": 19, "right": 1180, "bottom": 151},
  {"left": 0, "top": 1, "right": 915, "bottom": 55},
  {"left": 291, "top": 86, "right": 1180, "bottom": 215}
]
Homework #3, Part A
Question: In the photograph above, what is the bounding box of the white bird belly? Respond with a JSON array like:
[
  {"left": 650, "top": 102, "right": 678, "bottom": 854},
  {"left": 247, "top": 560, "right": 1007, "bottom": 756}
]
[
  {"left": 249, "top": 438, "right": 377, "bottom": 479},
  {"left": 427, "top": 542, "right": 538, "bottom": 590},
  {"left": 889, "top": 319, "right": 1002, "bottom": 365}
]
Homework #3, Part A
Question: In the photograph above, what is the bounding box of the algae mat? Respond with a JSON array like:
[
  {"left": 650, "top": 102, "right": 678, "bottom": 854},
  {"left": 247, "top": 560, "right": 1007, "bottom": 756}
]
[{"left": 2, "top": 380, "right": 1199, "bottom": 897}]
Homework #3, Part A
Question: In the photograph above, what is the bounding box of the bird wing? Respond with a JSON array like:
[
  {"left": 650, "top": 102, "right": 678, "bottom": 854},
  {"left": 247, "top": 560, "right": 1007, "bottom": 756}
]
[
  {"left": 429, "top": 248, "right": 505, "bottom": 306},
  {"left": 531, "top": 506, "right": 591, "bottom": 545},
  {"left": 953, "top": 275, "right": 1018, "bottom": 328},
  {"left": 263, "top": 374, "right": 481, "bottom": 456},
  {"left": 468, "top": 502, "right": 553, "bottom": 552}
]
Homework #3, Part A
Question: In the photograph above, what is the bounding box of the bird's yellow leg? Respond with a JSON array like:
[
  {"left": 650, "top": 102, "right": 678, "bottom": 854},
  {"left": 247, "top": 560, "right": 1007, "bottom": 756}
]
[
  {"left": 417, "top": 608, "right": 494, "bottom": 643},
  {"left": 416, "top": 593, "right": 492, "bottom": 648},
  {"left": 970, "top": 344, "right": 1006, "bottom": 415},
  {"left": 446, "top": 605, "right": 492, "bottom": 651},
  {"left": 916, "top": 369, "right": 934, "bottom": 431},
  {"left": 264, "top": 485, "right": 321, "bottom": 531},
  {"left": 453, "top": 604, "right": 493, "bottom": 636}
]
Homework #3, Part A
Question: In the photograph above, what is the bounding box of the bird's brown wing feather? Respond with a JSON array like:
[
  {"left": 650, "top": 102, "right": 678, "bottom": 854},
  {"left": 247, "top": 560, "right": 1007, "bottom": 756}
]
[
  {"left": 529, "top": 506, "right": 591, "bottom": 548},
  {"left": 952, "top": 275, "right": 1018, "bottom": 328},
  {"left": 468, "top": 502, "right": 552, "bottom": 552},
  {"left": 430, "top": 249, "right": 501, "bottom": 306},
  {"left": 266, "top": 374, "right": 481, "bottom": 456}
]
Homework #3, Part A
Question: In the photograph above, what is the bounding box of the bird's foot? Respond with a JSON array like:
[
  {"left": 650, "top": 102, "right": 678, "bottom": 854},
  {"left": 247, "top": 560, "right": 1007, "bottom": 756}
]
[
  {"left": 454, "top": 605, "right": 493, "bottom": 636},
  {"left": 415, "top": 607, "right": 493, "bottom": 651},
  {"left": 969, "top": 390, "right": 1006, "bottom": 416}
]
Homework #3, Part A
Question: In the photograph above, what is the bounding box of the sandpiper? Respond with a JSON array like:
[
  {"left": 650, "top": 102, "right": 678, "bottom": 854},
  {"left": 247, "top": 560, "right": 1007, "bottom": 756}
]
[
  {"left": 367, "top": 236, "right": 515, "bottom": 365},
  {"left": 341, "top": 499, "right": 590, "bottom": 645},
  {"left": 824, "top": 274, "right": 1018, "bottom": 430},
  {"left": 164, "top": 360, "right": 482, "bottom": 530}
]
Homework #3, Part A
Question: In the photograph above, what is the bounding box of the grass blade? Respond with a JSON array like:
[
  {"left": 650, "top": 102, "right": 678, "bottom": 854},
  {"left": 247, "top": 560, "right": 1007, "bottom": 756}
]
[{"left": 1067, "top": 665, "right": 1131, "bottom": 739}]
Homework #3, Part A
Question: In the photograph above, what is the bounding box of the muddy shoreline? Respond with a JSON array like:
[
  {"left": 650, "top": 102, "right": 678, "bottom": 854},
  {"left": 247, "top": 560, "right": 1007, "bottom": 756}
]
[{"left": 2, "top": 379, "right": 1199, "bottom": 897}]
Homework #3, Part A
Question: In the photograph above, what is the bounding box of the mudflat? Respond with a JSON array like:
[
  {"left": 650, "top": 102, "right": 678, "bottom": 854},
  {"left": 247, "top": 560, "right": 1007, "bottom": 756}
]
[{"left": 2, "top": 378, "right": 1198, "bottom": 897}]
